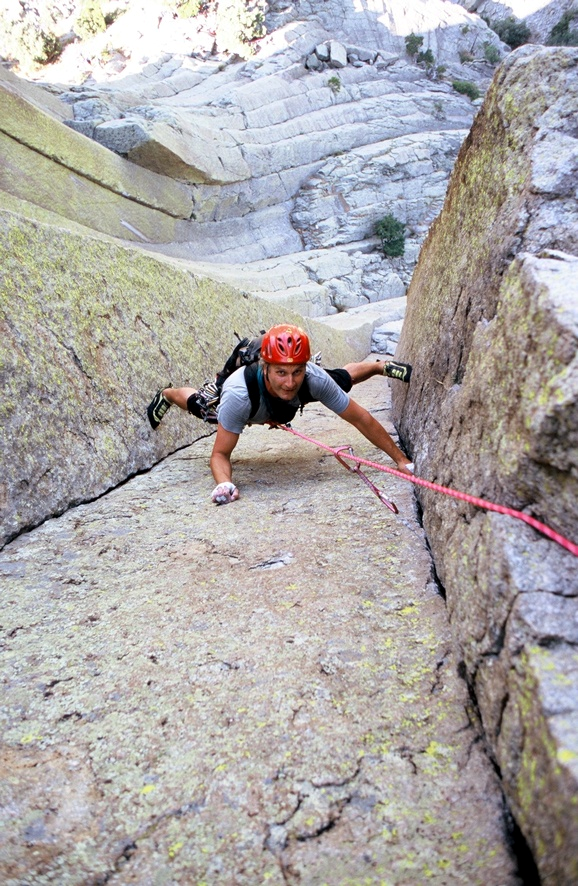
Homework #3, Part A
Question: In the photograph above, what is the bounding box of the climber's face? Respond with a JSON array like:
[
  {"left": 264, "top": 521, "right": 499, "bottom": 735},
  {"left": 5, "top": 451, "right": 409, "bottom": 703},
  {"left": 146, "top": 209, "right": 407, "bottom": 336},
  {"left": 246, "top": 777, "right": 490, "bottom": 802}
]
[{"left": 263, "top": 363, "right": 307, "bottom": 400}]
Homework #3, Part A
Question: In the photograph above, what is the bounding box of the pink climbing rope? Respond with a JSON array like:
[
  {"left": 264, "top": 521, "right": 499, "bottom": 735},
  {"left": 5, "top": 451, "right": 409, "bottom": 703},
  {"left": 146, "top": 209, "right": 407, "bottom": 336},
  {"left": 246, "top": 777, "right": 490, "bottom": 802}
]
[{"left": 272, "top": 423, "right": 578, "bottom": 558}]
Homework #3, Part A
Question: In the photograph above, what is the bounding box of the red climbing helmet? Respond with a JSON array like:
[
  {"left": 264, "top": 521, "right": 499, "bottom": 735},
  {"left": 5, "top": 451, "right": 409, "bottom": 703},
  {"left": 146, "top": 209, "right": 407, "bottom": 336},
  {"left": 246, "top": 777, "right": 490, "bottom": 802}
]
[{"left": 261, "top": 324, "right": 311, "bottom": 364}]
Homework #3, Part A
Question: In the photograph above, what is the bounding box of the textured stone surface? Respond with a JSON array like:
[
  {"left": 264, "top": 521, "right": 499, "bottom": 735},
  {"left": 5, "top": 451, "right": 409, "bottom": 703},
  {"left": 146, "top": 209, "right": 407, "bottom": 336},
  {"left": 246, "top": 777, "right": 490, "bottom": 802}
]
[
  {"left": 183, "top": 244, "right": 408, "bottom": 319},
  {"left": 0, "top": 65, "right": 73, "bottom": 121},
  {"left": 0, "top": 373, "right": 521, "bottom": 885},
  {"left": 0, "top": 210, "right": 357, "bottom": 548},
  {"left": 291, "top": 129, "right": 469, "bottom": 250},
  {"left": 392, "top": 46, "right": 578, "bottom": 886},
  {"left": 1, "top": 13, "right": 576, "bottom": 879},
  {"left": 0, "top": 132, "right": 184, "bottom": 244},
  {"left": 32, "top": 0, "right": 498, "bottom": 304}
]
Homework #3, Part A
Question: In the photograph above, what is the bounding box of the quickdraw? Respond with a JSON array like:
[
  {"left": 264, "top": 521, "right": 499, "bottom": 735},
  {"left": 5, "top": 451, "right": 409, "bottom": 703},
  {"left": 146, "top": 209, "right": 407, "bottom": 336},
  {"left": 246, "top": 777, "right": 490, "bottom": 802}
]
[
  {"left": 334, "top": 446, "right": 399, "bottom": 514},
  {"left": 270, "top": 423, "right": 578, "bottom": 559}
]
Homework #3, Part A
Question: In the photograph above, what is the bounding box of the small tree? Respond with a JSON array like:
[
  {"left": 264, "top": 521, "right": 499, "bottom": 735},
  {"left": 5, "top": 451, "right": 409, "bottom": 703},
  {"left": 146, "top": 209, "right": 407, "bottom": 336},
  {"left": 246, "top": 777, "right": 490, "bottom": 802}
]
[
  {"left": 375, "top": 215, "right": 405, "bottom": 258},
  {"left": 0, "top": 11, "right": 61, "bottom": 70},
  {"left": 483, "top": 42, "right": 501, "bottom": 64},
  {"left": 405, "top": 33, "right": 423, "bottom": 57},
  {"left": 417, "top": 48, "right": 434, "bottom": 66},
  {"left": 216, "top": 0, "right": 266, "bottom": 58},
  {"left": 75, "top": 0, "right": 106, "bottom": 41}
]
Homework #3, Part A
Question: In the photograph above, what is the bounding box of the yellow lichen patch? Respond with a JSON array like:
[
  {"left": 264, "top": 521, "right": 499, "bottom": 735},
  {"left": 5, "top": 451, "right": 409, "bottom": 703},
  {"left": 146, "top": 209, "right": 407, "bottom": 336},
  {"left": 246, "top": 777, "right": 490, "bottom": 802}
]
[
  {"left": 167, "top": 840, "right": 184, "bottom": 858},
  {"left": 557, "top": 749, "right": 577, "bottom": 764}
]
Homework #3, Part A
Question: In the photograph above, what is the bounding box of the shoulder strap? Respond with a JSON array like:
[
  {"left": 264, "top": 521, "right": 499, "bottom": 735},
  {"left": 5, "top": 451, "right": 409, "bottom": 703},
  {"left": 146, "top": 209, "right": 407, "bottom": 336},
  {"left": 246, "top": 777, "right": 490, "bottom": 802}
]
[
  {"left": 244, "top": 363, "right": 262, "bottom": 419},
  {"left": 297, "top": 376, "right": 314, "bottom": 408},
  {"left": 215, "top": 333, "right": 265, "bottom": 390}
]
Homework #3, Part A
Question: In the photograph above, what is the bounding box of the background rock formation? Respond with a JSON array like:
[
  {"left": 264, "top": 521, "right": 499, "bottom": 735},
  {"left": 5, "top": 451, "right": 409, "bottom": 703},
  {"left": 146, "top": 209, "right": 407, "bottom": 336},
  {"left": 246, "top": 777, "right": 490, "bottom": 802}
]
[
  {"left": 1, "top": 0, "right": 504, "bottom": 348},
  {"left": 392, "top": 46, "right": 578, "bottom": 885}
]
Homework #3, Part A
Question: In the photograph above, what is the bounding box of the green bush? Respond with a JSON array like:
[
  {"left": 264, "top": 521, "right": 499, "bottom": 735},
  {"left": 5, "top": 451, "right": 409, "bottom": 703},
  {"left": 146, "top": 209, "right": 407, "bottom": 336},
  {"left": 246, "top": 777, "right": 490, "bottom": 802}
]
[
  {"left": 459, "top": 49, "right": 474, "bottom": 63},
  {"left": 215, "top": 0, "right": 266, "bottom": 58},
  {"left": 452, "top": 79, "right": 480, "bottom": 101},
  {"left": 547, "top": 11, "right": 578, "bottom": 46},
  {"left": 35, "top": 30, "right": 61, "bottom": 63},
  {"left": 327, "top": 75, "right": 341, "bottom": 94},
  {"left": 405, "top": 33, "right": 423, "bottom": 57},
  {"left": 417, "top": 48, "right": 435, "bottom": 66},
  {"left": 490, "top": 16, "right": 530, "bottom": 49},
  {"left": 375, "top": 215, "right": 405, "bottom": 258},
  {"left": 483, "top": 42, "right": 501, "bottom": 64},
  {"left": 75, "top": 0, "right": 106, "bottom": 41}
]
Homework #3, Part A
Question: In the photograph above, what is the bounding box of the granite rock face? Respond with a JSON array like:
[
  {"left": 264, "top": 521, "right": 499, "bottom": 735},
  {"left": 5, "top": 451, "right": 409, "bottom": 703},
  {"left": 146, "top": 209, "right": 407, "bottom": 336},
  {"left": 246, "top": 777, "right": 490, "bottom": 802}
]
[
  {"left": 392, "top": 46, "right": 578, "bottom": 886},
  {"left": 0, "top": 8, "right": 576, "bottom": 882},
  {"left": 0, "top": 210, "right": 356, "bottom": 548}
]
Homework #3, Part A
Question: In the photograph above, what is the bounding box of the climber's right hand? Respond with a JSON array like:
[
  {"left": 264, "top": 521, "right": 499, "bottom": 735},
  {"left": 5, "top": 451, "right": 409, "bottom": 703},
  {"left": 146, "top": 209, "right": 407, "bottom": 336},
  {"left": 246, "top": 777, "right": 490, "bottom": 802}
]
[{"left": 211, "top": 482, "right": 239, "bottom": 505}]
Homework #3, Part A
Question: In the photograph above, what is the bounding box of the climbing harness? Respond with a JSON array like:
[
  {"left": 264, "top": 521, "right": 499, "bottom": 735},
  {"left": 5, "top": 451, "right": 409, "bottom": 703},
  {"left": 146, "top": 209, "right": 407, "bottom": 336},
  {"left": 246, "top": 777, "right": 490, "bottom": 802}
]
[{"left": 270, "top": 423, "right": 578, "bottom": 559}]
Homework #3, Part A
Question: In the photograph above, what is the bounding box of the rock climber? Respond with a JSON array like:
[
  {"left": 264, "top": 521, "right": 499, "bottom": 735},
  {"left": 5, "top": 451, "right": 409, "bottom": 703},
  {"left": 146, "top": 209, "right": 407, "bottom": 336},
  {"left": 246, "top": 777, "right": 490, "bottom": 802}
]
[{"left": 147, "top": 324, "right": 414, "bottom": 504}]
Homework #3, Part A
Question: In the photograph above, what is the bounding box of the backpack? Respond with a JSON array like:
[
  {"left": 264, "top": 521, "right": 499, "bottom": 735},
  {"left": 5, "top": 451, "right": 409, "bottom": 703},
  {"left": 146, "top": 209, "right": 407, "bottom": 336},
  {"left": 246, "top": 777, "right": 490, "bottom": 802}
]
[{"left": 194, "top": 332, "right": 313, "bottom": 425}]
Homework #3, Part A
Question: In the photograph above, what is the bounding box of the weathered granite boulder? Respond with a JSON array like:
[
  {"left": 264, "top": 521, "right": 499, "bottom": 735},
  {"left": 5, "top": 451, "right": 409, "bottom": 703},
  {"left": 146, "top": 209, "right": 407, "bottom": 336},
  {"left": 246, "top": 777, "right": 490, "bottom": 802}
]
[
  {"left": 328, "top": 39, "right": 348, "bottom": 68},
  {"left": 0, "top": 210, "right": 357, "bottom": 548},
  {"left": 305, "top": 40, "right": 379, "bottom": 71},
  {"left": 92, "top": 112, "right": 252, "bottom": 185},
  {"left": 392, "top": 46, "right": 578, "bottom": 885}
]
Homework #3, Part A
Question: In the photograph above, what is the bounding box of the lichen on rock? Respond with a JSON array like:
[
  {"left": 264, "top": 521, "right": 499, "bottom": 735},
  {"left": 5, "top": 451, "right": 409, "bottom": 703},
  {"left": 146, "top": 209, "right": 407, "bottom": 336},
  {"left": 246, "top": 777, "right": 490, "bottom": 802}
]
[{"left": 393, "top": 46, "right": 578, "bottom": 885}]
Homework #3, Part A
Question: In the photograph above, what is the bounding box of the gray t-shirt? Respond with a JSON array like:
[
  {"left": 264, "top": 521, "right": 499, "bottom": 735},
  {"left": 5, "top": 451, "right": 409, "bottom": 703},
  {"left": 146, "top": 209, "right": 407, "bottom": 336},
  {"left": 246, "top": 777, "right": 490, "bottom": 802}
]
[{"left": 217, "top": 363, "right": 350, "bottom": 434}]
